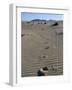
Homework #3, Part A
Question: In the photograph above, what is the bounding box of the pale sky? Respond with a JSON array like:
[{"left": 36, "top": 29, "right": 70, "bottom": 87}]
[{"left": 21, "top": 12, "right": 63, "bottom": 21}]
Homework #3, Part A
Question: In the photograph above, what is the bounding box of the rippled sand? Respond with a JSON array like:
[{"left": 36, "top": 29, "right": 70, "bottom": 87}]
[{"left": 21, "top": 21, "right": 63, "bottom": 77}]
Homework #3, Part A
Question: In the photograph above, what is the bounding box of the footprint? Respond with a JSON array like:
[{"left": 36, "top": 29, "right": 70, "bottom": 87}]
[
  {"left": 45, "top": 46, "right": 50, "bottom": 50},
  {"left": 21, "top": 34, "right": 25, "bottom": 37}
]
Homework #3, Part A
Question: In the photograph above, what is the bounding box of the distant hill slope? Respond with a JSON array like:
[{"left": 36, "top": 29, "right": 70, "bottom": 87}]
[{"left": 22, "top": 19, "right": 63, "bottom": 26}]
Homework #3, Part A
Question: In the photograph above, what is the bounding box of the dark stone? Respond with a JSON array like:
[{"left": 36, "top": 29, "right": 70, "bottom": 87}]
[
  {"left": 52, "top": 22, "right": 58, "bottom": 26},
  {"left": 45, "top": 46, "right": 50, "bottom": 49},
  {"left": 27, "top": 22, "right": 30, "bottom": 23},
  {"left": 44, "top": 22, "right": 46, "bottom": 24},
  {"left": 58, "top": 32, "right": 63, "bottom": 35},
  {"left": 43, "top": 55, "right": 46, "bottom": 58},
  {"left": 21, "top": 34, "right": 25, "bottom": 37},
  {"left": 37, "top": 70, "right": 45, "bottom": 76},
  {"left": 43, "top": 67, "right": 48, "bottom": 71}
]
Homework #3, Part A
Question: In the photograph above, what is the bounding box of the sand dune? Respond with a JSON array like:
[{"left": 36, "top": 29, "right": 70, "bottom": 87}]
[{"left": 21, "top": 20, "right": 63, "bottom": 77}]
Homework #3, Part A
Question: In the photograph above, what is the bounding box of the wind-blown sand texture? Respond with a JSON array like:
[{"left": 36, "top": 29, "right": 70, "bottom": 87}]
[{"left": 21, "top": 20, "right": 63, "bottom": 77}]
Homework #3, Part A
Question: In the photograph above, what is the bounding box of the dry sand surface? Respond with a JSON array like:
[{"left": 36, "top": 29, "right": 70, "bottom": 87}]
[{"left": 21, "top": 20, "right": 63, "bottom": 77}]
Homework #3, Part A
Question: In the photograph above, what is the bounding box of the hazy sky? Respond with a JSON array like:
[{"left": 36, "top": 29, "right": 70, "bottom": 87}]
[{"left": 21, "top": 12, "right": 63, "bottom": 21}]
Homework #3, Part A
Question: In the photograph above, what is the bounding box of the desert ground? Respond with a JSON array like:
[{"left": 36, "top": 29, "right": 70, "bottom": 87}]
[{"left": 21, "top": 20, "right": 63, "bottom": 77}]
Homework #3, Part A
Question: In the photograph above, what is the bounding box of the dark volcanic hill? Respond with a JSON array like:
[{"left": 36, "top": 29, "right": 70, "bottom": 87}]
[{"left": 31, "top": 19, "right": 46, "bottom": 22}]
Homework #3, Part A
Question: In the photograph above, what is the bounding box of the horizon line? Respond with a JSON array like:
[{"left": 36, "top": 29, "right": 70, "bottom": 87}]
[{"left": 21, "top": 19, "right": 63, "bottom": 22}]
